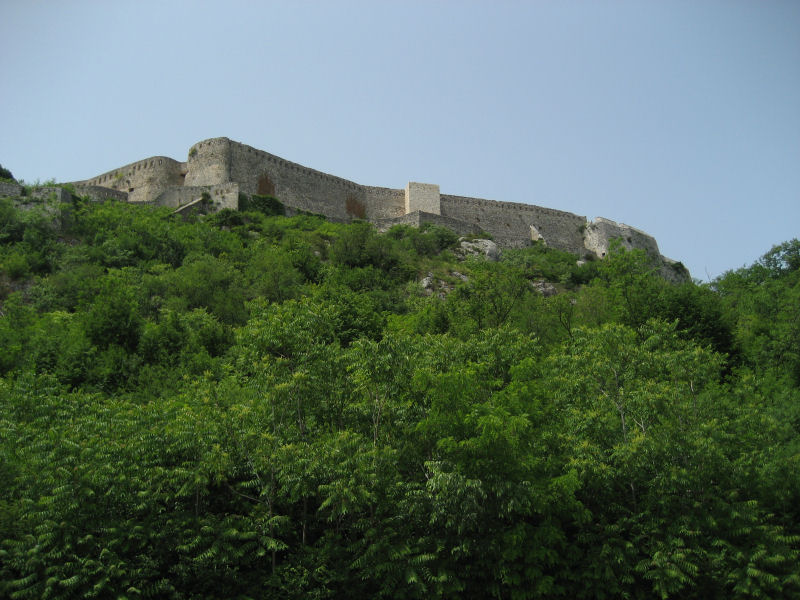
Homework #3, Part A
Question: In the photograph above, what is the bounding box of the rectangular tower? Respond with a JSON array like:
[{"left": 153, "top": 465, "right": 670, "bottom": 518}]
[{"left": 404, "top": 182, "right": 440, "bottom": 215}]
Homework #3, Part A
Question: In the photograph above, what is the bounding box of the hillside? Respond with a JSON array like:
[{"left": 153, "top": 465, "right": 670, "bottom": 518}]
[{"left": 1, "top": 188, "right": 798, "bottom": 598}]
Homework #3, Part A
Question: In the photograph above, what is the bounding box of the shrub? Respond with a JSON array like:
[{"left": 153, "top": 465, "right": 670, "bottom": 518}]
[
  {"left": 2, "top": 249, "right": 29, "bottom": 279},
  {"left": 239, "top": 194, "right": 286, "bottom": 217},
  {"left": 0, "top": 164, "right": 14, "bottom": 182}
]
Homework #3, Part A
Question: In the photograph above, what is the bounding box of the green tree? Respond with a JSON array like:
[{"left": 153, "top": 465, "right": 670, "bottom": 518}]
[{"left": 596, "top": 240, "right": 665, "bottom": 332}]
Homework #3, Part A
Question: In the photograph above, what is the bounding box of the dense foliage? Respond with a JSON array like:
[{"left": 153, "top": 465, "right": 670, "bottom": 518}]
[{"left": 1, "top": 193, "right": 798, "bottom": 598}]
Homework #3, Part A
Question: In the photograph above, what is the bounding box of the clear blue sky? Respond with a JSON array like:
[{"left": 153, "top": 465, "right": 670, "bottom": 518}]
[{"left": 2, "top": 1, "right": 798, "bottom": 280}]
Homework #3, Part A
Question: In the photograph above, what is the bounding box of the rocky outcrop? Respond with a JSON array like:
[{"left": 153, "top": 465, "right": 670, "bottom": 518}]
[{"left": 456, "top": 238, "right": 501, "bottom": 261}]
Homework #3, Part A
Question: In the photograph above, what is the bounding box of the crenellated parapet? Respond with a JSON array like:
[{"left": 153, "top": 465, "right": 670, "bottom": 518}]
[{"left": 76, "top": 156, "right": 185, "bottom": 203}]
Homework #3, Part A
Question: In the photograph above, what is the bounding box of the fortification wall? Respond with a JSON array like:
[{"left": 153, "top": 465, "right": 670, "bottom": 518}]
[
  {"left": 217, "top": 139, "right": 403, "bottom": 222},
  {"left": 376, "top": 210, "right": 483, "bottom": 236},
  {"left": 185, "top": 138, "right": 231, "bottom": 187},
  {"left": 0, "top": 182, "right": 23, "bottom": 197},
  {"left": 29, "top": 187, "right": 72, "bottom": 202},
  {"left": 583, "top": 217, "right": 660, "bottom": 258},
  {"left": 10, "top": 187, "right": 69, "bottom": 218},
  {"left": 155, "top": 182, "right": 239, "bottom": 211},
  {"left": 440, "top": 195, "right": 586, "bottom": 253},
  {"left": 230, "top": 141, "right": 346, "bottom": 221},
  {"left": 155, "top": 185, "right": 204, "bottom": 209},
  {"left": 80, "top": 156, "right": 185, "bottom": 203},
  {"left": 363, "top": 186, "right": 405, "bottom": 220},
  {"left": 207, "top": 182, "right": 238, "bottom": 211},
  {"left": 72, "top": 185, "right": 128, "bottom": 203},
  {"left": 65, "top": 137, "right": 685, "bottom": 277}
]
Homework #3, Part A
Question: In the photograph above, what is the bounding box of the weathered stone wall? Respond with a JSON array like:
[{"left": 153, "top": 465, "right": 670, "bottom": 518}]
[
  {"left": 405, "top": 182, "right": 441, "bottom": 215},
  {"left": 185, "top": 138, "right": 231, "bottom": 187},
  {"left": 155, "top": 185, "right": 205, "bottom": 209},
  {"left": 208, "top": 182, "right": 238, "bottom": 211},
  {"left": 376, "top": 210, "right": 483, "bottom": 236},
  {"left": 583, "top": 217, "right": 660, "bottom": 258},
  {"left": 72, "top": 185, "right": 128, "bottom": 203},
  {"left": 155, "top": 182, "right": 239, "bottom": 211},
  {"left": 214, "top": 139, "right": 403, "bottom": 222},
  {"left": 0, "top": 182, "right": 23, "bottom": 197},
  {"left": 363, "top": 186, "right": 405, "bottom": 219},
  {"left": 29, "top": 187, "right": 72, "bottom": 202},
  {"left": 79, "top": 156, "right": 185, "bottom": 203},
  {"left": 12, "top": 187, "right": 69, "bottom": 217},
  {"left": 440, "top": 194, "right": 586, "bottom": 253},
  {"left": 230, "top": 141, "right": 348, "bottom": 221}
]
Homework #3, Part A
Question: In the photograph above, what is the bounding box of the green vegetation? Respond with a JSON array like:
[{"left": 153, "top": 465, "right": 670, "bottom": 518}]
[
  {"left": 238, "top": 193, "right": 286, "bottom": 217},
  {"left": 0, "top": 164, "right": 15, "bottom": 182},
  {"left": 1, "top": 191, "right": 798, "bottom": 598}
]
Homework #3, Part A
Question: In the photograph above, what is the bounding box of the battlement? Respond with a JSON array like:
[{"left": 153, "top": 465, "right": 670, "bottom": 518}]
[
  {"left": 68, "top": 137, "right": 685, "bottom": 276},
  {"left": 77, "top": 155, "right": 185, "bottom": 203}
]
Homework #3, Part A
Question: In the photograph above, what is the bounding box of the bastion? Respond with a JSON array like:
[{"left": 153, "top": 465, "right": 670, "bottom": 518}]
[{"left": 70, "top": 137, "right": 688, "bottom": 279}]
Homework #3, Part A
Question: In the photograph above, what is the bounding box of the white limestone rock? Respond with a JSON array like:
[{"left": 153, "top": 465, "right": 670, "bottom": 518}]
[
  {"left": 530, "top": 280, "right": 557, "bottom": 297},
  {"left": 457, "top": 238, "right": 500, "bottom": 261},
  {"left": 420, "top": 272, "right": 435, "bottom": 295}
]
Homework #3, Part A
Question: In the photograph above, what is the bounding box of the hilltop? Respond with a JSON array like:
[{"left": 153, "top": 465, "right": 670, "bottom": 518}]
[
  {"left": 64, "top": 137, "right": 689, "bottom": 281},
  {"left": 1, "top": 175, "right": 798, "bottom": 598}
]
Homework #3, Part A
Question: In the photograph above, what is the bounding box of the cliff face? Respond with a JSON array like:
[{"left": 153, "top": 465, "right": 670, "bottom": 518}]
[{"left": 71, "top": 137, "right": 688, "bottom": 279}]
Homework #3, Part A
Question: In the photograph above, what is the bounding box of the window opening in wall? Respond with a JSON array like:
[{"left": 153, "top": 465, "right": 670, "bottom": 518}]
[{"left": 129, "top": 188, "right": 135, "bottom": 193}]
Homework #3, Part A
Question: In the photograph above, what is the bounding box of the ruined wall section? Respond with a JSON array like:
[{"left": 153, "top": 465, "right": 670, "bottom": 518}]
[
  {"left": 72, "top": 185, "right": 128, "bottom": 203},
  {"left": 583, "top": 217, "right": 660, "bottom": 258},
  {"left": 0, "top": 182, "right": 23, "bottom": 197},
  {"left": 80, "top": 156, "right": 185, "bottom": 203},
  {"left": 441, "top": 195, "right": 586, "bottom": 253},
  {"left": 154, "top": 182, "right": 238, "bottom": 211},
  {"left": 207, "top": 182, "right": 238, "bottom": 211}
]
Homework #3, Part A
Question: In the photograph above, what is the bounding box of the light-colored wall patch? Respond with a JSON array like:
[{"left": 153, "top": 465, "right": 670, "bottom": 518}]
[{"left": 405, "top": 182, "right": 440, "bottom": 215}]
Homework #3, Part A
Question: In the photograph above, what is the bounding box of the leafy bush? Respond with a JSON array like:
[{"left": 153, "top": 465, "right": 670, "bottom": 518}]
[
  {"left": 0, "top": 163, "right": 14, "bottom": 181},
  {"left": 1, "top": 248, "right": 29, "bottom": 279},
  {"left": 239, "top": 193, "right": 286, "bottom": 216}
]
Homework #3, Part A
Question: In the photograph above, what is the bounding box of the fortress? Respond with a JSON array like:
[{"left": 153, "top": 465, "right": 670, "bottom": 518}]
[{"left": 70, "top": 137, "right": 686, "bottom": 276}]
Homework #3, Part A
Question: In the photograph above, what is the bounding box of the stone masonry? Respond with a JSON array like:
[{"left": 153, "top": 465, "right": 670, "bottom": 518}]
[{"left": 68, "top": 137, "right": 686, "bottom": 275}]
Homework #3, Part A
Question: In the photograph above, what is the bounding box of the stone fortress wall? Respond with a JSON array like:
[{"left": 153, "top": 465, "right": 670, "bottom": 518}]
[
  {"left": 440, "top": 194, "right": 588, "bottom": 255},
  {"left": 187, "top": 138, "right": 407, "bottom": 222},
  {"left": 82, "top": 156, "right": 186, "bottom": 203},
  {"left": 70, "top": 137, "right": 685, "bottom": 275}
]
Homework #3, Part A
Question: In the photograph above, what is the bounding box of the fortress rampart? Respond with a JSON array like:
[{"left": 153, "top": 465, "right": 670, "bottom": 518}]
[
  {"left": 440, "top": 194, "right": 587, "bottom": 254},
  {"left": 70, "top": 137, "right": 686, "bottom": 277},
  {"left": 83, "top": 156, "right": 186, "bottom": 203}
]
